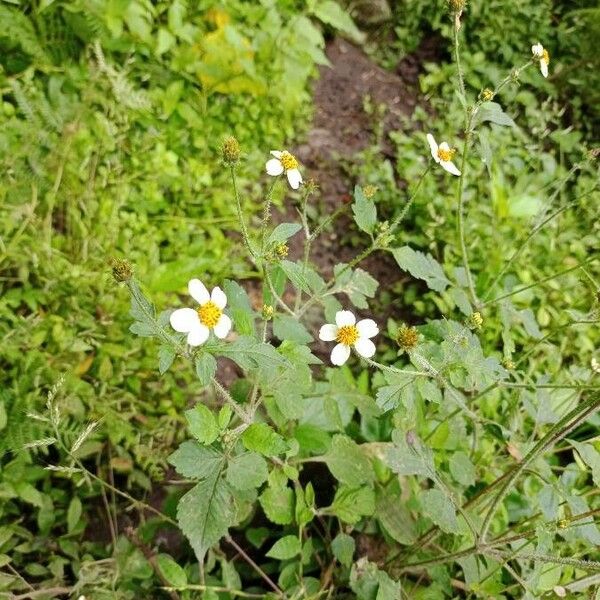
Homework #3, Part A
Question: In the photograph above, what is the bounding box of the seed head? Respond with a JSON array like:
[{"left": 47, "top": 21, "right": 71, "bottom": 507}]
[
  {"left": 479, "top": 88, "right": 494, "bottom": 102},
  {"left": 363, "top": 185, "right": 378, "bottom": 199},
  {"left": 396, "top": 323, "right": 419, "bottom": 353},
  {"left": 502, "top": 358, "right": 516, "bottom": 370},
  {"left": 274, "top": 242, "right": 289, "bottom": 259},
  {"left": 448, "top": 0, "right": 466, "bottom": 12},
  {"left": 221, "top": 136, "right": 241, "bottom": 165},
  {"left": 110, "top": 258, "right": 133, "bottom": 283},
  {"left": 467, "top": 311, "right": 483, "bottom": 330},
  {"left": 262, "top": 304, "right": 274, "bottom": 321}
]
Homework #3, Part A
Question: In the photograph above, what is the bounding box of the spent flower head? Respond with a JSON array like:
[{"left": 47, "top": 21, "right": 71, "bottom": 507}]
[
  {"left": 110, "top": 257, "right": 133, "bottom": 283},
  {"left": 221, "top": 135, "right": 241, "bottom": 165},
  {"left": 319, "top": 310, "right": 379, "bottom": 366},
  {"left": 427, "top": 133, "right": 461, "bottom": 176},
  {"left": 479, "top": 88, "right": 494, "bottom": 102},
  {"left": 274, "top": 242, "right": 289, "bottom": 259},
  {"left": 396, "top": 323, "right": 419, "bottom": 353},
  {"left": 170, "top": 278, "right": 232, "bottom": 346},
  {"left": 266, "top": 150, "right": 303, "bottom": 190}
]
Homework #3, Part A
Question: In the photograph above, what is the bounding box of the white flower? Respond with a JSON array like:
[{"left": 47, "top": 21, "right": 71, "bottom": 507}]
[
  {"left": 318, "top": 310, "right": 378, "bottom": 366},
  {"left": 170, "top": 279, "right": 232, "bottom": 346},
  {"left": 265, "top": 150, "right": 303, "bottom": 190},
  {"left": 531, "top": 43, "right": 549, "bottom": 78},
  {"left": 426, "top": 134, "right": 461, "bottom": 176}
]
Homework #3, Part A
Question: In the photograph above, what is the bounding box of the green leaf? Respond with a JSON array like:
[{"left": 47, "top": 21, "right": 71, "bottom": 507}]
[
  {"left": 350, "top": 559, "right": 402, "bottom": 600},
  {"left": 385, "top": 430, "right": 434, "bottom": 478},
  {"left": 311, "top": 1, "right": 364, "bottom": 43},
  {"left": 259, "top": 478, "right": 294, "bottom": 525},
  {"left": 242, "top": 423, "right": 287, "bottom": 457},
  {"left": 185, "top": 404, "right": 219, "bottom": 445},
  {"left": 324, "top": 435, "right": 374, "bottom": 487},
  {"left": 266, "top": 535, "right": 301, "bottom": 560},
  {"left": 15, "top": 482, "right": 44, "bottom": 508},
  {"left": 421, "top": 488, "right": 459, "bottom": 534},
  {"left": 195, "top": 353, "right": 217, "bottom": 386},
  {"left": 218, "top": 336, "right": 288, "bottom": 376},
  {"left": 168, "top": 442, "right": 224, "bottom": 479},
  {"left": 158, "top": 346, "right": 176, "bottom": 374},
  {"left": 334, "top": 266, "right": 378, "bottom": 309},
  {"left": 352, "top": 185, "right": 377, "bottom": 234},
  {"left": 66, "top": 496, "right": 82, "bottom": 534},
  {"left": 449, "top": 451, "right": 476, "bottom": 487},
  {"left": 267, "top": 223, "right": 302, "bottom": 245},
  {"left": 280, "top": 260, "right": 311, "bottom": 294},
  {"left": 156, "top": 554, "right": 187, "bottom": 587},
  {"left": 331, "top": 533, "right": 355, "bottom": 567},
  {"left": 223, "top": 280, "right": 255, "bottom": 335},
  {"left": 226, "top": 452, "right": 268, "bottom": 490},
  {"left": 177, "top": 467, "right": 234, "bottom": 562},
  {"left": 473, "top": 102, "right": 516, "bottom": 128},
  {"left": 273, "top": 315, "right": 313, "bottom": 344},
  {"left": 329, "top": 486, "right": 375, "bottom": 524},
  {"left": 375, "top": 484, "right": 417, "bottom": 544},
  {"left": 0, "top": 400, "right": 6, "bottom": 431},
  {"left": 392, "top": 246, "right": 450, "bottom": 292}
]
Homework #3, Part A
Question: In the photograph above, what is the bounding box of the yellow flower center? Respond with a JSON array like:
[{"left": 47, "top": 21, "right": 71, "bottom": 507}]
[
  {"left": 542, "top": 49, "right": 549, "bottom": 64},
  {"left": 336, "top": 325, "right": 359, "bottom": 346},
  {"left": 197, "top": 301, "right": 222, "bottom": 328},
  {"left": 279, "top": 151, "right": 298, "bottom": 171},
  {"left": 437, "top": 147, "right": 456, "bottom": 162}
]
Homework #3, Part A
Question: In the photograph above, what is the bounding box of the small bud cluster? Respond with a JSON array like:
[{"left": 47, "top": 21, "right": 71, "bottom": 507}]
[
  {"left": 262, "top": 304, "right": 274, "bottom": 321},
  {"left": 274, "top": 242, "right": 289, "bottom": 259},
  {"left": 479, "top": 88, "right": 494, "bottom": 102},
  {"left": 467, "top": 311, "right": 483, "bottom": 330},
  {"left": 363, "top": 185, "right": 378, "bottom": 199}
]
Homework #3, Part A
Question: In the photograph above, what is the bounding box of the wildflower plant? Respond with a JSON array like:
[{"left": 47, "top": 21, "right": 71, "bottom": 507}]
[{"left": 49, "top": 4, "right": 598, "bottom": 598}]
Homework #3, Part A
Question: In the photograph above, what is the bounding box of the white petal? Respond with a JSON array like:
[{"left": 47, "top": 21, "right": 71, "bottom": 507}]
[
  {"left": 540, "top": 60, "right": 548, "bottom": 78},
  {"left": 439, "top": 141, "right": 450, "bottom": 151},
  {"left": 170, "top": 308, "right": 199, "bottom": 333},
  {"left": 211, "top": 286, "right": 227, "bottom": 309},
  {"left": 187, "top": 324, "right": 210, "bottom": 346},
  {"left": 441, "top": 160, "right": 461, "bottom": 176},
  {"left": 266, "top": 158, "right": 284, "bottom": 176},
  {"left": 270, "top": 150, "right": 283, "bottom": 158},
  {"left": 213, "top": 314, "right": 232, "bottom": 339},
  {"left": 426, "top": 133, "right": 440, "bottom": 162},
  {"left": 331, "top": 343, "right": 351, "bottom": 366},
  {"left": 335, "top": 310, "right": 356, "bottom": 327},
  {"left": 532, "top": 43, "right": 543, "bottom": 57},
  {"left": 354, "top": 337, "right": 376, "bottom": 358},
  {"left": 188, "top": 278, "right": 210, "bottom": 304},
  {"left": 319, "top": 323, "right": 338, "bottom": 341},
  {"left": 356, "top": 319, "right": 379, "bottom": 339},
  {"left": 286, "top": 168, "right": 303, "bottom": 190}
]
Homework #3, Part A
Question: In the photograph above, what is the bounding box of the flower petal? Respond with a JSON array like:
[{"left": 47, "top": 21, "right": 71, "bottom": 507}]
[
  {"left": 356, "top": 318, "right": 379, "bottom": 339},
  {"left": 335, "top": 310, "right": 356, "bottom": 327},
  {"left": 266, "top": 158, "right": 284, "bottom": 176},
  {"left": 270, "top": 150, "right": 283, "bottom": 158},
  {"left": 441, "top": 160, "right": 461, "bottom": 176},
  {"left": 319, "top": 323, "right": 338, "bottom": 341},
  {"left": 286, "top": 168, "right": 303, "bottom": 190},
  {"left": 540, "top": 60, "right": 548, "bottom": 78},
  {"left": 170, "top": 308, "right": 199, "bottom": 333},
  {"left": 331, "top": 343, "right": 351, "bottom": 366},
  {"left": 438, "top": 141, "right": 450, "bottom": 151},
  {"left": 187, "top": 324, "right": 210, "bottom": 347},
  {"left": 354, "top": 337, "right": 376, "bottom": 358},
  {"left": 532, "top": 43, "right": 543, "bottom": 57},
  {"left": 189, "top": 278, "right": 210, "bottom": 304},
  {"left": 213, "top": 314, "right": 232, "bottom": 339},
  {"left": 211, "top": 286, "right": 227, "bottom": 309},
  {"left": 426, "top": 133, "right": 439, "bottom": 162}
]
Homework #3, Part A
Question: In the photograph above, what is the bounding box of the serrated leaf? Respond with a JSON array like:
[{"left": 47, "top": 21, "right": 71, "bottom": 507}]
[
  {"left": 195, "top": 353, "right": 217, "bottom": 386},
  {"left": 168, "top": 441, "right": 224, "bottom": 479},
  {"left": 218, "top": 336, "right": 288, "bottom": 376},
  {"left": 185, "top": 404, "right": 219, "bottom": 445},
  {"left": 375, "top": 485, "right": 417, "bottom": 544},
  {"left": 331, "top": 533, "right": 355, "bottom": 567},
  {"left": 223, "top": 279, "right": 255, "bottom": 335},
  {"left": 385, "top": 430, "right": 435, "bottom": 478},
  {"left": 267, "top": 223, "right": 302, "bottom": 245},
  {"left": 280, "top": 260, "right": 311, "bottom": 294},
  {"left": 273, "top": 315, "right": 313, "bottom": 344},
  {"left": 421, "top": 488, "right": 459, "bottom": 534},
  {"left": 392, "top": 246, "right": 450, "bottom": 292},
  {"left": 473, "top": 101, "right": 516, "bottom": 128},
  {"left": 156, "top": 554, "right": 187, "bottom": 587},
  {"left": 242, "top": 423, "right": 286, "bottom": 456},
  {"left": 449, "top": 451, "right": 476, "bottom": 487},
  {"left": 177, "top": 467, "right": 234, "bottom": 562},
  {"left": 158, "top": 346, "right": 176, "bottom": 374},
  {"left": 330, "top": 486, "right": 375, "bottom": 524},
  {"left": 324, "top": 435, "right": 374, "bottom": 487},
  {"left": 352, "top": 185, "right": 377, "bottom": 234},
  {"left": 226, "top": 452, "right": 268, "bottom": 490},
  {"left": 311, "top": 0, "right": 364, "bottom": 42},
  {"left": 266, "top": 535, "right": 301, "bottom": 560},
  {"left": 259, "top": 483, "right": 294, "bottom": 525}
]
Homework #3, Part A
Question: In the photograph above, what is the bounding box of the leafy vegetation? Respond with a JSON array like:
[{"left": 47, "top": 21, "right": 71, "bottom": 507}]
[{"left": 1, "top": 0, "right": 599, "bottom": 599}]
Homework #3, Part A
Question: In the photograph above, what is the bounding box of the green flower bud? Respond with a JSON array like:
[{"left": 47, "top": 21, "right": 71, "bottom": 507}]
[
  {"left": 479, "top": 88, "right": 494, "bottom": 102},
  {"left": 110, "top": 258, "right": 133, "bottom": 283},
  {"left": 274, "top": 242, "right": 289, "bottom": 259},
  {"left": 221, "top": 135, "right": 241, "bottom": 165},
  {"left": 467, "top": 311, "right": 483, "bottom": 330},
  {"left": 396, "top": 323, "right": 419, "bottom": 353},
  {"left": 262, "top": 304, "right": 274, "bottom": 320}
]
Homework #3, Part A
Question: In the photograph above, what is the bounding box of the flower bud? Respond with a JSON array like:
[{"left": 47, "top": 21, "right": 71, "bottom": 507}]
[
  {"left": 363, "top": 185, "right": 378, "bottom": 199},
  {"left": 448, "top": 0, "right": 466, "bottom": 12},
  {"left": 274, "top": 242, "right": 289, "bottom": 259},
  {"left": 479, "top": 88, "right": 494, "bottom": 102},
  {"left": 262, "top": 304, "right": 274, "bottom": 321},
  {"left": 502, "top": 357, "right": 516, "bottom": 370},
  {"left": 110, "top": 258, "right": 133, "bottom": 283},
  {"left": 221, "top": 135, "right": 241, "bottom": 165},
  {"left": 396, "top": 323, "right": 419, "bottom": 353},
  {"left": 467, "top": 311, "right": 483, "bottom": 330}
]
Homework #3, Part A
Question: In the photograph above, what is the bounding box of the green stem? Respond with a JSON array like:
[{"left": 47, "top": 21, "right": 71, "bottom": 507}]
[
  {"left": 212, "top": 378, "right": 252, "bottom": 424},
  {"left": 230, "top": 166, "right": 256, "bottom": 260}
]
